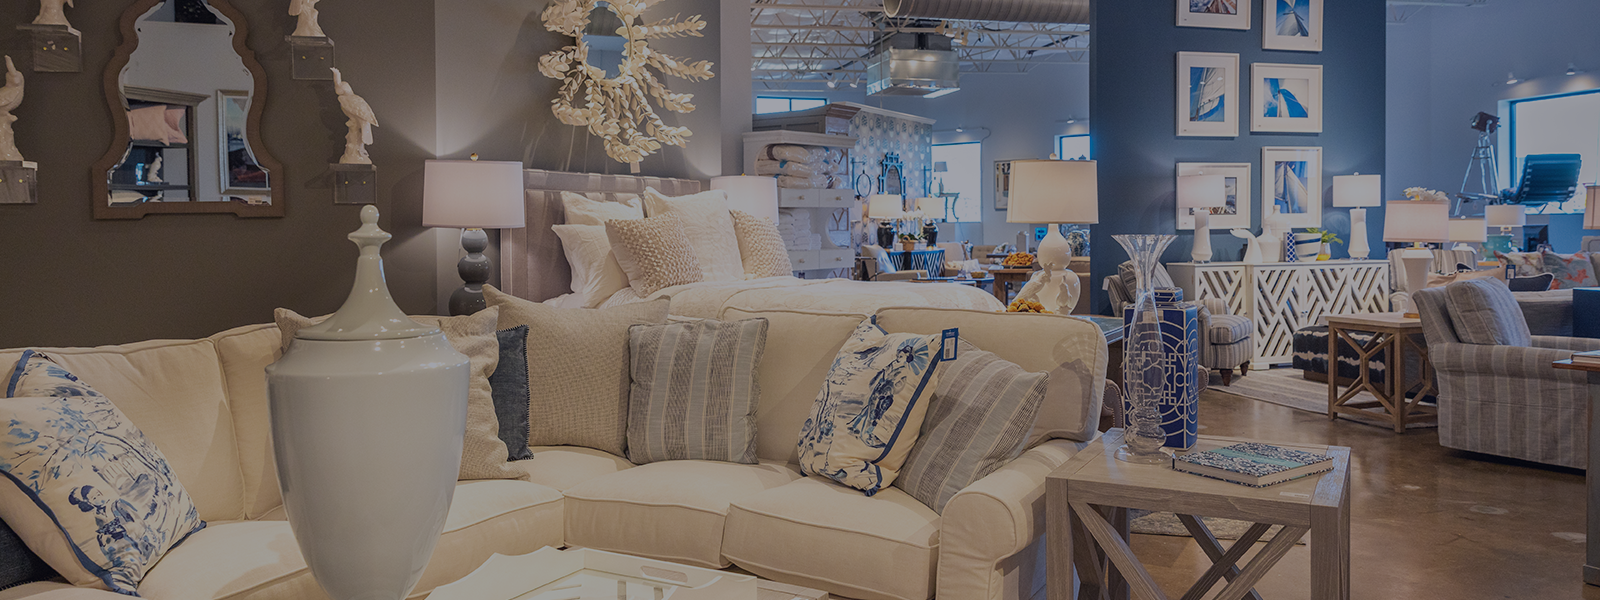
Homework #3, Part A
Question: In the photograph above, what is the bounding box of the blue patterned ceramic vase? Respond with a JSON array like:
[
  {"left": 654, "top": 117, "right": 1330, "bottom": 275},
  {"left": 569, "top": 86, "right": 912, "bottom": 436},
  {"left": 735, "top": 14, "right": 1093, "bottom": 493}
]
[{"left": 1123, "top": 288, "right": 1201, "bottom": 450}]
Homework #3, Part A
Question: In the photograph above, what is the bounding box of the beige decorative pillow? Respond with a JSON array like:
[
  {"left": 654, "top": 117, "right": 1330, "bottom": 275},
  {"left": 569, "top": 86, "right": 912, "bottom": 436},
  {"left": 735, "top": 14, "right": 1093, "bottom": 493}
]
[
  {"left": 562, "top": 191, "right": 644, "bottom": 226},
  {"left": 730, "top": 210, "right": 792, "bottom": 279},
  {"left": 483, "top": 285, "right": 671, "bottom": 456},
  {"left": 642, "top": 188, "right": 746, "bottom": 282},
  {"left": 554, "top": 223, "right": 630, "bottom": 308},
  {"left": 273, "top": 307, "right": 526, "bottom": 481},
  {"left": 607, "top": 213, "right": 704, "bottom": 297}
]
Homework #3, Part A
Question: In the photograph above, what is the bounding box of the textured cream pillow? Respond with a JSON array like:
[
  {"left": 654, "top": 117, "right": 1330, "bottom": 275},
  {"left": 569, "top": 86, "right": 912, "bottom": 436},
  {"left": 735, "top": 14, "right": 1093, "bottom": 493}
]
[
  {"left": 273, "top": 307, "right": 526, "bottom": 481},
  {"left": 642, "top": 188, "right": 745, "bottom": 282},
  {"left": 562, "top": 191, "right": 644, "bottom": 226},
  {"left": 607, "top": 213, "right": 704, "bottom": 297},
  {"left": 554, "top": 223, "right": 630, "bottom": 308},
  {"left": 484, "top": 285, "right": 671, "bottom": 456},
  {"left": 730, "top": 210, "right": 793, "bottom": 279}
]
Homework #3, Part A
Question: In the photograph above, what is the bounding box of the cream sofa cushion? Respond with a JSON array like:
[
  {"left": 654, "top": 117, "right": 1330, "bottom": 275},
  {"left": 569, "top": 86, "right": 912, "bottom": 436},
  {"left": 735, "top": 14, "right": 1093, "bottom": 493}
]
[
  {"left": 517, "top": 446, "right": 635, "bottom": 492},
  {"left": 723, "top": 477, "right": 940, "bottom": 600},
  {"left": 210, "top": 324, "right": 291, "bottom": 520},
  {"left": 0, "top": 339, "right": 245, "bottom": 523},
  {"left": 136, "top": 480, "right": 563, "bottom": 600},
  {"left": 719, "top": 307, "right": 868, "bottom": 464},
  {"left": 874, "top": 307, "right": 1107, "bottom": 445},
  {"left": 0, "top": 583, "right": 125, "bottom": 599},
  {"left": 562, "top": 460, "right": 800, "bottom": 568}
]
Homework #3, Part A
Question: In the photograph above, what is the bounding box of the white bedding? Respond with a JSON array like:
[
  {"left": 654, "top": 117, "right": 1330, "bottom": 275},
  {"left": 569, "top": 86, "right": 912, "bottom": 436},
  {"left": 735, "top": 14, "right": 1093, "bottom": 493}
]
[{"left": 588, "top": 276, "right": 1005, "bottom": 319}]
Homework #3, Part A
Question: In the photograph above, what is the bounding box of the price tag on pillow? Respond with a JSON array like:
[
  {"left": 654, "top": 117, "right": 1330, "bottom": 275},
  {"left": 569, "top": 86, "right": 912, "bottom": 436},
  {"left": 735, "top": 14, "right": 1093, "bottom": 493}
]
[{"left": 942, "top": 328, "right": 959, "bottom": 361}]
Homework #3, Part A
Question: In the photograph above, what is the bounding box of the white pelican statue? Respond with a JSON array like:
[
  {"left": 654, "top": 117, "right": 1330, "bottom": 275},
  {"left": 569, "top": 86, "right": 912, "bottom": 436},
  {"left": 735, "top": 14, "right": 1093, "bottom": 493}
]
[{"left": 332, "top": 68, "right": 377, "bottom": 165}]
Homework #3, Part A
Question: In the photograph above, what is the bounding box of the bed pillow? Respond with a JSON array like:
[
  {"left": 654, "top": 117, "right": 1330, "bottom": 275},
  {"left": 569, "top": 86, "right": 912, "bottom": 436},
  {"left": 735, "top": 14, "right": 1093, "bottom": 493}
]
[
  {"left": 489, "top": 326, "right": 534, "bottom": 461},
  {"left": 1495, "top": 251, "right": 1545, "bottom": 278},
  {"left": 642, "top": 188, "right": 746, "bottom": 282},
  {"left": 274, "top": 308, "right": 527, "bottom": 481},
  {"left": 1542, "top": 250, "right": 1597, "bottom": 289},
  {"left": 626, "top": 318, "right": 768, "bottom": 465},
  {"left": 730, "top": 210, "right": 793, "bottom": 279},
  {"left": 561, "top": 191, "right": 644, "bottom": 226},
  {"left": 1, "top": 351, "right": 207, "bottom": 594},
  {"left": 484, "top": 285, "right": 671, "bottom": 456},
  {"left": 553, "top": 223, "right": 631, "bottom": 308},
  {"left": 894, "top": 340, "right": 1048, "bottom": 513},
  {"left": 607, "top": 213, "right": 704, "bottom": 297},
  {"left": 797, "top": 321, "right": 952, "bottom": 495}
]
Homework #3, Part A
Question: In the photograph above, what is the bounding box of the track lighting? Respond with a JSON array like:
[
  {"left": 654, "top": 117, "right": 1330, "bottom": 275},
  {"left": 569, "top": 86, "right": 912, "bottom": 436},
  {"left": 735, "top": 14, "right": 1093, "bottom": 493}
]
[
  {"left": 1505, "top": 72, "right": 1518, "bottom": 85},
  {"left": 1568, "top": 63, "right": 1580, "bottom": 76}
]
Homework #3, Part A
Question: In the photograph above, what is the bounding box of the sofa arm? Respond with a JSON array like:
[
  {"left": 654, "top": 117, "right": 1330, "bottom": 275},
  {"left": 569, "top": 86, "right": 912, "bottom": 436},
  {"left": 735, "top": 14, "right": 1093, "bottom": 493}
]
[
  {"left": 936, "top": 438, "right": 1089, "bottom": 600},
  {"left": 1531, "top": 336, "right": 1600, "bottom": 353},
  {"left": 1431, "top": 341, "right": 1588, "bottom": 381}
]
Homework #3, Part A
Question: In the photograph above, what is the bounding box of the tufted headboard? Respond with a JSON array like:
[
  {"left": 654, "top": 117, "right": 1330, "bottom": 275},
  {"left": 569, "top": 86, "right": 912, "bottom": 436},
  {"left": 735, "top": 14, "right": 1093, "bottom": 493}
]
[{"left": 498, "top": 168, "right": 702, "bottom": 303}]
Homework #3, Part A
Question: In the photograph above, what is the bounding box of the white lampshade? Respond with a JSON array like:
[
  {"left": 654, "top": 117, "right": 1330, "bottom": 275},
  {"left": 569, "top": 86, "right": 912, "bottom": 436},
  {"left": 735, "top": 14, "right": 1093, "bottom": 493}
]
[
  {"left": 1006, "top": 159, "right": 1099, "bottom": 224},
  {"left": 1177, "top": 174, "right": 1226, "bottom": 209},
  {"left": 1586, "top": 185, "right": 1598, "bottom": 230},
  {"left": 1332, "top": 174, "right": 1382, "bottom": 207},
  {"left": 868, "top": 194, "right": 904, "bottom": 220},
  {"left": 915, "top": 197, "right": 945, "bottom": 218},
  {"left": 712, "top": 175, "right": 779, "bottom": 223},
  {"left": 422, "top": 159, "right": 526, "bottom": 229},
  {"left": 1448, "top": 218, "right": 1487, "bottom": 242},
  {"left": 1485, "top": 204, "right": 1527, "bottom": 228},
  {"left": 1383, "top": 201, "right": 1450, "bottom": 243}
]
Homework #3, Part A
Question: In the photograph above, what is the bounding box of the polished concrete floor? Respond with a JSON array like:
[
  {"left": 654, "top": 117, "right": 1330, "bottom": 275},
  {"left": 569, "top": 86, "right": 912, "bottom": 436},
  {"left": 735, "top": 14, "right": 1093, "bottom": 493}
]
[{"left": 1124, "top": 386, "right": 1594, "bottom": 599}]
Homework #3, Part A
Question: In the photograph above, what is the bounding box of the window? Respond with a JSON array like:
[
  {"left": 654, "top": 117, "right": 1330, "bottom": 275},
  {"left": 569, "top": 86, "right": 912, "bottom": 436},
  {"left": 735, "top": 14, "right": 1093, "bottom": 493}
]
[
  {"left": 754, "top": 97, "right": 828, "bottom": 115},
  {"left": 1507, "top": 89, "right": 1600, "bottom": 213},
  {"left": 931, "top": 142, "right": 982, "bottom": 223},
  {"left": 1056, "top": 134, "right": 1090, "bottom": 161}
]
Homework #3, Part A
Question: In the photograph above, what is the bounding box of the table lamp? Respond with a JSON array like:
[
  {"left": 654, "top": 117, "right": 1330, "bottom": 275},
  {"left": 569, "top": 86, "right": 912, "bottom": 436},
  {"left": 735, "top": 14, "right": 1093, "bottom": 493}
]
[
  {"left": 868, "top": 194, "right": 904, "bottom": 248},
  {"left": 711, "top": 175, "right": 779, "bottom": 223},
  {"left": 1006, "top": 159, "right": 1099, "bottom": 313},
  {"left": 1383, "top": 200, "right": 1449, "bottom": 317},
  {"left": 1485, "top": 204, "right": 1526, "bottom": 254},
  {"left": 915, "top": 196, "right": 945, "bottom": 245},
  {"left": 423, "top": 158, "right": 526, "bottom": 316},
  {"left": 1177, "top": 174, "right": 1226, "bottom": 262},
  {"left": 1447, "top": 218, "right": 1487, "bottom": 252},
  {"left": 1333, "top": 174, "right": 1382, "bottom": 259}
]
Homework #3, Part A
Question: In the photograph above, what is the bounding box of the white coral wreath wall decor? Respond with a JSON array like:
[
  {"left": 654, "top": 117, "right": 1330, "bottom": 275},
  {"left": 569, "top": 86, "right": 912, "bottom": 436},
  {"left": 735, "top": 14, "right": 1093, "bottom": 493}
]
[{"left": 538, "top": 0, "right": 715, "bottom": 164}]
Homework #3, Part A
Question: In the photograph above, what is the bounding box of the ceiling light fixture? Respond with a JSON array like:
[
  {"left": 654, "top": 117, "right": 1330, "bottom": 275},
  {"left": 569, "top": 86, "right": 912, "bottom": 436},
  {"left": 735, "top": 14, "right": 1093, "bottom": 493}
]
[
  {"left": 1505, "top": 72, "right": 1519, "bottom": 85},
  {"left": 1568, "top": 63, "right": 1580, "bottom": 76},
  {"left": 955, "top": 126, "right": 964, "bottom": 132},
  {"left": 849, "top": 80, "right": 859, "bottom": 88},
  {"left": 826, "top": 80, "right": 838, "bottom": 89}
]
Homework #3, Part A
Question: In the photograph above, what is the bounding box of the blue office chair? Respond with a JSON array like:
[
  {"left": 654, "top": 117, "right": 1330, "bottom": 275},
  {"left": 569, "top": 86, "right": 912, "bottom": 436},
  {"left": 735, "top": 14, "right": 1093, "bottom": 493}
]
[{"left": 1502, "top": 153, "right": 1582, "bottom": 207}]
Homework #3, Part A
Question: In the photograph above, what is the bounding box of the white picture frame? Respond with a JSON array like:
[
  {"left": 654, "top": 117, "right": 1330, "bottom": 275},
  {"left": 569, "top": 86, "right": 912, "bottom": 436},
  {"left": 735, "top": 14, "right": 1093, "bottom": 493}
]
[
  {"left": 1178, "top": 0, "right": 1251, "bottom": 30},
  {"left": 1177, "top": 162, "right": 1252, "bottom": 231},
  {"left": 1263, "top": 0, "right": 1323, "bottom": 52},
  {"left": 1176, "top": 52, "right": 1240, "bottom": 138},
  {"left": 1261, "top": 146, "right": 1323, "bottom": 228},
  {"left": 1251, "top": 63, "right": 1323, "bottom": 133}
]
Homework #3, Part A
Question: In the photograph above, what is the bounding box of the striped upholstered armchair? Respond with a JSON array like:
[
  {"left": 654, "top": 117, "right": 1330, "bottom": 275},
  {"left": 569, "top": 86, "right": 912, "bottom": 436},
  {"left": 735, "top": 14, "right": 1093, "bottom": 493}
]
[{"left": 1413, "top": 280, "right": 1600, "bottom": 468}]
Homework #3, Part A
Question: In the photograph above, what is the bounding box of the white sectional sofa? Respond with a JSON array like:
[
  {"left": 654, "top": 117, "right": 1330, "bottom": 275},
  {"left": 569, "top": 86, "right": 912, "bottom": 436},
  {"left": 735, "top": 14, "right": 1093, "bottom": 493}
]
[{"left": 0, "top": 306, "right": 1107, "bottom": 600}]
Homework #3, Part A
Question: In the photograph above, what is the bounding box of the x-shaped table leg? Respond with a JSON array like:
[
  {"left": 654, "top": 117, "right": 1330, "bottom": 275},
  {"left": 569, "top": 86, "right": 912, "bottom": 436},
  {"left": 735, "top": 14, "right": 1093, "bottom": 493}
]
[
  {"left": 1071, "top": 502, "right": 1311, "bottom": 600},
  {"left": 1175, "top": 515, "right": 1267, "bottom": 600}
]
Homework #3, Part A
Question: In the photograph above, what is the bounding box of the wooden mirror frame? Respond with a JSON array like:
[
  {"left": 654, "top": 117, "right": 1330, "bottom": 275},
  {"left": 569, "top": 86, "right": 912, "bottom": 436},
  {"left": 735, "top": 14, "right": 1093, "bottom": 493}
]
[{"left": 92, "top": 0, "right": 284, "bottom": 219}]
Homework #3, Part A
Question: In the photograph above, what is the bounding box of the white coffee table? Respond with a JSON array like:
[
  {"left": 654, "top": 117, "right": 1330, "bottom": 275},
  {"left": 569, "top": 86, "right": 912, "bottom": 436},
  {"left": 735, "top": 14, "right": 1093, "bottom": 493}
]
[{"left": 430, "top": 547, "right": 830, "bottom": 600}]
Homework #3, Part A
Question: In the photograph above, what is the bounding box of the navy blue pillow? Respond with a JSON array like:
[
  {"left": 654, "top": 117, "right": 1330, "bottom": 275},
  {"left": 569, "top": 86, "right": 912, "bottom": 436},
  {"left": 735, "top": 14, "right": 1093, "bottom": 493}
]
[
  {"left": 1509, "top": 273, "right": 1555, "bottom": 292},
  {"left": 490, "top": 326, "right": 533, "bottom": 461},
  {"left": 0, "top": 518, "right": 55, "bottom": 590}
]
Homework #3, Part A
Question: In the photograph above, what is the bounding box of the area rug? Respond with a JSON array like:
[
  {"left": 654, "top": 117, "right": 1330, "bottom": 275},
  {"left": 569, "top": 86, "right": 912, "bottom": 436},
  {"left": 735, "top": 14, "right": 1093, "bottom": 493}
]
[
  {"left": 1207, "top": 368, "right": 1437, "bottom": 430},
  {"left": 1129, "top": 510, "right": 1306, "bottom": 545}
]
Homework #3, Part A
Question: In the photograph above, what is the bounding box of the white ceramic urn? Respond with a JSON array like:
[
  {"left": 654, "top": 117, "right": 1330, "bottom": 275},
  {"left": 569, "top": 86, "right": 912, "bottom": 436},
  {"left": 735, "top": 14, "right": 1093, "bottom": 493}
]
[{"left": 267, "top": 206, "right": 469, "bottom": 600}]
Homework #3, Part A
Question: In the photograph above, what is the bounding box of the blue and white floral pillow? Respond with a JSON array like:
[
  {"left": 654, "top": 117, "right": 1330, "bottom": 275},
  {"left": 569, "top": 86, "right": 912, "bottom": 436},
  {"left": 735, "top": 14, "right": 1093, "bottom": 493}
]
[
  {"left": 1, "top": 350, "right": 205, "bottom": 595},
  {"left": 797, "top": 322, "right": 949, "bottom": 495}
]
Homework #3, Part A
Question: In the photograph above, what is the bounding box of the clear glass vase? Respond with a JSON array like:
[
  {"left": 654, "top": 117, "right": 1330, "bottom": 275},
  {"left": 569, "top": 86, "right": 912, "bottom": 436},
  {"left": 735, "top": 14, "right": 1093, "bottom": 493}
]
[{"left": 1113, "top": 234, "right": 1178, "bottom": 464}]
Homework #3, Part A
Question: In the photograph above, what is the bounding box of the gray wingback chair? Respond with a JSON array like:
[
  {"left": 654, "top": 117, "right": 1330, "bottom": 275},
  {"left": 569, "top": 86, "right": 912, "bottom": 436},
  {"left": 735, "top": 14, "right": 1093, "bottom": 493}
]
[{"left": 1414, "top": 280, "right": 1600, "bottom": 468}]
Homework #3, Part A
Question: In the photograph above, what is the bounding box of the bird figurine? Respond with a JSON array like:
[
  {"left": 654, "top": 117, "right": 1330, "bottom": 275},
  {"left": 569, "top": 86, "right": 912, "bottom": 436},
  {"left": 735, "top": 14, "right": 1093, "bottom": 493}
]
[
  {"left": 0, "top": 56, "right": 26, "bottom": 162},
  {"left": 289, "top": 0, "right": 324, "bottom": 37},
  {"left": 331, "top": 68, "right": 377, "bottom": 165},
  {"left": 1231, "top": 229, "right": 1264, "bottom": 264},
  {"left": 1013, "top": 265, "right": 1081, "bottom": 315},
  {"left": 146, "top": 155, "right": 164, "bottom": 184},
  {"left": 33, "top": 0, "right": 75, "bottom": 31}
]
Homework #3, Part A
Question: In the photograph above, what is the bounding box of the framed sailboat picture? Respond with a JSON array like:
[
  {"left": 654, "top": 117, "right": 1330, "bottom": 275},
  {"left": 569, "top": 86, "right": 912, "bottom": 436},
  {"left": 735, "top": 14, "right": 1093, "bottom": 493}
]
[
  {"left": 1261, "top": 147, "right": 1322, "bottom": 228},
  {"left": 1263, "top": 0, "right": 1322, "bottom": 52},
  {"left": 1178, "top": 0, "right": 1250, "bottom": 30},
  {"left": 1177, "top": 52, "right": 1239, "bottom": 137},
  {"left": 1251, "top": 63, "right": 1322, "bottom": 133},
  {"left": 1177, "top": 162, "right": 1252, "bottom": 230}
]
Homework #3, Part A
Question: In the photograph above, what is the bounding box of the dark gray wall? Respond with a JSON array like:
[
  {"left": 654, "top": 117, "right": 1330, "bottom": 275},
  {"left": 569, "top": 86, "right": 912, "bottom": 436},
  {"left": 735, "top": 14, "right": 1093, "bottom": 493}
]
[
  {"left": 0, "top": 0, "right": 437, "bottom": 348},
  {"left": 1090, "top": 0, "right": 1387, "bottom": 314}
]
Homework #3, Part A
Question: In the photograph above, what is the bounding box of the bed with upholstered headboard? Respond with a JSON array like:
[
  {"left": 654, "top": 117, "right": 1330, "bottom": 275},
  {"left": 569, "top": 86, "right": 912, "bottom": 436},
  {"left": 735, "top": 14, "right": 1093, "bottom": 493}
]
[{"left": 497, "top": 168, "right": 1003, "bottom": 317}]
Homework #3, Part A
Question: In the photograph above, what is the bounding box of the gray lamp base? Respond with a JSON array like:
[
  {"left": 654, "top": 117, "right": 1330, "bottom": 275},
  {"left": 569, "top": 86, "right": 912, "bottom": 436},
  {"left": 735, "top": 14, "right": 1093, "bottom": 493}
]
[{"left": 448, "top": 228, "right": 491, "bottom": 316}]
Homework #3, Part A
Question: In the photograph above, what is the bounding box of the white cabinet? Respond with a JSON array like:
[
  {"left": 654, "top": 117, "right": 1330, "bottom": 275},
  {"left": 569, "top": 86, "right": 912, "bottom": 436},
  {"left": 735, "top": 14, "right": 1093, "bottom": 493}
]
[
  {"left": 744, "top": 130, "right": 859, "bottom": 278},
  {"left": 1168, "top": 260, "right": 1392, "bottom": 369}
]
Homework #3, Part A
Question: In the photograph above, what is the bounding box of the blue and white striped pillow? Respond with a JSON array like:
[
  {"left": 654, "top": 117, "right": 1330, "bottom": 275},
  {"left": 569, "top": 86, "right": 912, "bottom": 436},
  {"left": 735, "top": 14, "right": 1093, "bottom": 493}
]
[{"left": 626, "top": 318, "right": 769, "bottom": 465}]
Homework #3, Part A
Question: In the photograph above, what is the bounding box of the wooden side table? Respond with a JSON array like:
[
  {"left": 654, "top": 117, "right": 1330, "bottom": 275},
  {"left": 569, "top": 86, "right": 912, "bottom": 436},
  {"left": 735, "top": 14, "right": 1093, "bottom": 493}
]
[
  {"left": 1046, "top": 430, "right": 1351, "bottom": 600},
  {"left": 990, "top": 267, "right": 1035, "bottom": 305},
  {"left": 1553, "top": 359, "right": 1600, "bottom": 586},
  {"left": 1324, "top": 313, "right": 1437, "bottom": 433}
]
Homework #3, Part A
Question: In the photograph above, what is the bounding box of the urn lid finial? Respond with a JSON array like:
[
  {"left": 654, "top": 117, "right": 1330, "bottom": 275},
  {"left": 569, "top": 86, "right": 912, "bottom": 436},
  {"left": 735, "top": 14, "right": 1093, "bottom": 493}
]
[{"left": 297, "top": 206, "right": 440, "bottom": 341}]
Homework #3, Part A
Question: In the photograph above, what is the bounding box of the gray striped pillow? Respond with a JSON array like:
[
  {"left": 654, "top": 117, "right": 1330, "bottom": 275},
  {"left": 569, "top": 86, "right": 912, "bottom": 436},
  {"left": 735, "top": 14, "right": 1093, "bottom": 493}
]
[
  {"left": 626, "top": 318, "right": 769, "bottom": 465},
  {"left": 894, "top": 341, "right": 1048, "bottom": 513}
]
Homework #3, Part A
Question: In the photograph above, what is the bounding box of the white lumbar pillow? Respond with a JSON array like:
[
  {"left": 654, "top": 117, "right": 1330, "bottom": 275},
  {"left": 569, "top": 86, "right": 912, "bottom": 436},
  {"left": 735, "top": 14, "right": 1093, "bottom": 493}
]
[
  {"left": 552, "top": 223, "right": 631, "bottom": 308},
  {"left": 642, "top": 187, "right": 745, "bottom": 283},
  {"left": 562, "top": 191, "right": 644, "bottom": 226}
]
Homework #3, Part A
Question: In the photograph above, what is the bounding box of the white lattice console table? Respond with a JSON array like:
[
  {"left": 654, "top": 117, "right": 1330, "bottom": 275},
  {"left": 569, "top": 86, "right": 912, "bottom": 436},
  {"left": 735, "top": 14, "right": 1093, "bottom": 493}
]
[{"left": 1168, "top": 261, "right": 1391, "bottom": 369}]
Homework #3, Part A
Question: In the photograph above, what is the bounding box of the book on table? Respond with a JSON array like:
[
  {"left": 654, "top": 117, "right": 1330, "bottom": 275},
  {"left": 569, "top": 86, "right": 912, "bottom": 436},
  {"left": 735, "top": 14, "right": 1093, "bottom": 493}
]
[
  {"left": 1172, "top": 442, "right": 1333, "bottom": 487},
  {"left": 1573, "top": 350, "right": 1600, "bottom": 366}
]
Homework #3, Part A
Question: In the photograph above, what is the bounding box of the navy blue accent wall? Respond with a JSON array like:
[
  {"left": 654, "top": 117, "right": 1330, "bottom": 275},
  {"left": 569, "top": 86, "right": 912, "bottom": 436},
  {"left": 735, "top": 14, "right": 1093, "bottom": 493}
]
[{"left": 1089, "top": 0, "right": 1387, "bottom": 314}]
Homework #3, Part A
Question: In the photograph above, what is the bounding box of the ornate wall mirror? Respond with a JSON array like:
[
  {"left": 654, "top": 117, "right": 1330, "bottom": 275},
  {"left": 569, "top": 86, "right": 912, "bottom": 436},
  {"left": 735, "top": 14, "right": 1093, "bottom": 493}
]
[
  {"left": 879, "top": 153, "right": 905, "bottom": 196},
  {"left": 92, "top": 0, "right": 282, "bottom": 219}
]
